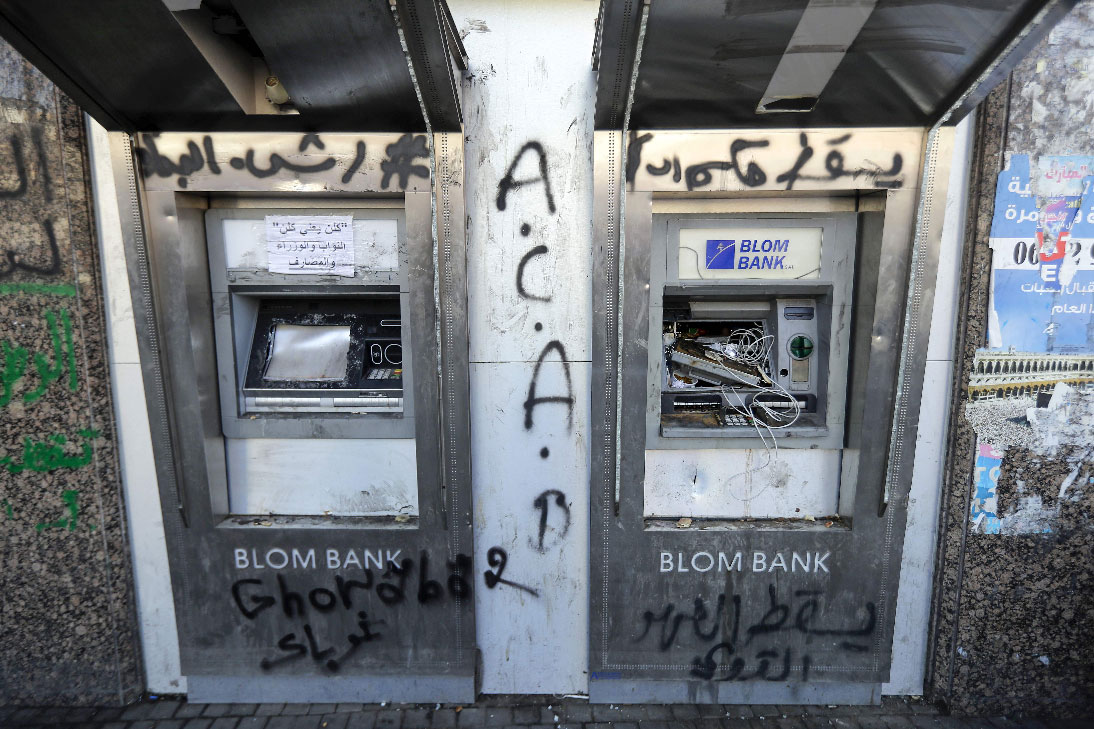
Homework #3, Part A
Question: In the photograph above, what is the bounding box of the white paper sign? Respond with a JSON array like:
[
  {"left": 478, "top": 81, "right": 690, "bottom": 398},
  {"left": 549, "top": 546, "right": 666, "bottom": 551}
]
[{"left": 265, "top": 215, "right": 354, "bottom": 277}]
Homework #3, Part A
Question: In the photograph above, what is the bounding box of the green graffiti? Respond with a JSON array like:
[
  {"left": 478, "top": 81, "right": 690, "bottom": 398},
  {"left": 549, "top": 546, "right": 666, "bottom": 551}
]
[
  {"left": 1, "top": 340, "right": 29, "bottom": 407},
  {"left": 0, "top": 282, "right": 77, "bottom": 297},
  {"left": 2, "top": 498, "right": 12, "bottom": 519},
  {"left": 21, "top": 309, "right": 77, "bottom": 404},
  {"left": 1, "top": 427, "right": 99, "bottom": 474},
  {"left": 36, "top": 489, "right": 81, "bottom": 532}
]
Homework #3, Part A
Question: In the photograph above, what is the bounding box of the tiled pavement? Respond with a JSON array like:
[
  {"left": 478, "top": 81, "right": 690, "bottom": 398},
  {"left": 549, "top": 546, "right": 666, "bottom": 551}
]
[{"left": 0, "top": 697, "right": 1088, "bottom": 729}]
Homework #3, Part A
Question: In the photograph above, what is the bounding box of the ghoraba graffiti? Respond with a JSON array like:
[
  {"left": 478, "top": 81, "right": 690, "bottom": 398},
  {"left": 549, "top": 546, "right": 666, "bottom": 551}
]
[
  {"left": 136, "top": 132, "right": 430, "bottom": 190},
  {"left": 233, "top": 545, "right": 544, "bottom": 672},
  {"left": 0, "top": 128, "right": 62, "bottom": 278},
  {"left": 627, "top": 131, "right": 905, "bottom": 192},
  {"left": 635, "top": 585, "right": 876, "bottom": 682}
]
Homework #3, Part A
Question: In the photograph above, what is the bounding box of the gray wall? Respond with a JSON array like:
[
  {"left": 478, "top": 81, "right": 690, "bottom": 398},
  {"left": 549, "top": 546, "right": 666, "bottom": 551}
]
[
  {"left": 929, "top": 1, "right": 1094, "bottom": 718},
  {"left": 0, "top": 39, "right": 142, "bottom": 705}
]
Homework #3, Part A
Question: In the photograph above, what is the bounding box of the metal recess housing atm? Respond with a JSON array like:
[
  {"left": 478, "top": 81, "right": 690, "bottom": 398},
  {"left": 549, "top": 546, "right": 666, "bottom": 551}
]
[
  {"left": 0, "top": 0, "right": 477, "bottom": 703},
  {"left": 588, "top": 0, "right": 1072, "bottom": 705}
]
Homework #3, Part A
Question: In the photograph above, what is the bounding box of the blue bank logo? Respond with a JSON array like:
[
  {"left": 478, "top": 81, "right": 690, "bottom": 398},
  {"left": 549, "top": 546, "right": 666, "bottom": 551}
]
[{"left": 705, "top": 238, "right": 790, "bottom": 271}]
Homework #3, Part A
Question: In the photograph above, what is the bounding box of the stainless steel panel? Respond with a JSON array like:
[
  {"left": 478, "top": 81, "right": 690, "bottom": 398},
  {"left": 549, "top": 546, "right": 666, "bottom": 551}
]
[
  {"left": 590, "top": 126, "right": 942, "bottom": 699},
  {"left": 112, "top": 128, "right": 475, "bottom": 697}
]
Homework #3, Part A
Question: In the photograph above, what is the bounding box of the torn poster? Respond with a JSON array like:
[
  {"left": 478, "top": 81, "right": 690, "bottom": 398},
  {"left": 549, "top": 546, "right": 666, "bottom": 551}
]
[
  {"left": 987, "top": 154, "right": 1094, "bottom": 352},
  {"left": 265, "top": 215, "right": 354, "bottom": 277},
  {"left": 971, "top": 441, "right": 1004, "bottom": 534}
]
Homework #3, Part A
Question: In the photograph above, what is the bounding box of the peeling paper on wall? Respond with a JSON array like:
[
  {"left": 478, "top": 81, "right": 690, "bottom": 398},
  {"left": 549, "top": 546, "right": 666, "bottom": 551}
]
[{"left": 971, "top": 440, "right": 1004, "bottom": 534}]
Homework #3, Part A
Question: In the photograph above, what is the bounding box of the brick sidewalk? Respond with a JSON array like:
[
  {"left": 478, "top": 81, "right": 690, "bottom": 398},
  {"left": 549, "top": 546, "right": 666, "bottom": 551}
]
[{"left": 0, "top": 696, "right": 1087, "bottom": 729}]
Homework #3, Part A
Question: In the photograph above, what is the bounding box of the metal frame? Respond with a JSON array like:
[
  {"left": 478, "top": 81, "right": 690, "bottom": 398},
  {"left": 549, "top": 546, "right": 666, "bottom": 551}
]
[
  {"left": 109, "top": 130, "right": 474, "bottom": 701},
  {"left": 589, "top": 126, "right": 953, "bottom": 703}
]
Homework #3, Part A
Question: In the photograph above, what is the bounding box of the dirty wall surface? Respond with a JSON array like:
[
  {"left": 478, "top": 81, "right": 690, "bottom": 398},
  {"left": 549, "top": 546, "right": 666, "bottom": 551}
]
[
  {"left": 930, "top": 2, "right": 1094, "bottom": 717},
  {"left": 0, "top": 39, "right": 141, "bottom": 704}
]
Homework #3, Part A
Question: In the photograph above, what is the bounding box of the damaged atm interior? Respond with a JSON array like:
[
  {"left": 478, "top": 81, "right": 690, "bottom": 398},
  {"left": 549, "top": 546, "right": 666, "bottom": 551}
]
[{"left": 589, "top": 0, "right": 1072, "bottom": 704}]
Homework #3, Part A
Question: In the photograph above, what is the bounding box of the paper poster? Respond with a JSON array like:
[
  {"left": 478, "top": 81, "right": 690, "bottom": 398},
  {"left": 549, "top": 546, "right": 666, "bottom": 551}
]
[
  {"left": 987, "top": 155, "right": 1094, "bottom": 352},
  {"left": 265, "top": 215, "right": 354, "bottom": 277}
]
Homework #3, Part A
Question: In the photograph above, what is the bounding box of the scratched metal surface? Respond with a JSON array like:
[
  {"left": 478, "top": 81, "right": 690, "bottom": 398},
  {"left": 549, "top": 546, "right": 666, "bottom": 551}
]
[{"left": 589, "top": 126, "right": 952, "bottom": 701}]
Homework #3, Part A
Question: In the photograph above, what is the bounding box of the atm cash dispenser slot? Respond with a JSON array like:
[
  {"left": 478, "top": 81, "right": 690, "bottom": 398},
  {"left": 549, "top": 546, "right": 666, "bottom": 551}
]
[
  {"left": 241, "top": 296, "right": 404, "bottom": 414},
  {"left": 660, "top": 292, "right": 828, "bottom": 434}
]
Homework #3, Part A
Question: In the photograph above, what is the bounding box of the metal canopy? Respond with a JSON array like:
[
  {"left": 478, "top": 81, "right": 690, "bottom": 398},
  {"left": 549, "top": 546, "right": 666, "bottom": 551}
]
[
  {"left": 0, "top": 0, "right": 466, "bottom": 132},
  {"left": 593, "top": 0, "right": 1076, "bottom": 130}
]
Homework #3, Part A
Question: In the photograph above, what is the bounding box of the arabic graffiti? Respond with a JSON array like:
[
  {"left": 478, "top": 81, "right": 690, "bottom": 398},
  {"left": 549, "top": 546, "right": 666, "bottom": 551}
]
[
  {"left": 1, "top": 308, "right": 78, "bottom": 407},
  {"left": 35, "top": 489, "right": 94, "bottom": 532},
  {"left": 136, "top": 133, "right": 429, "bottom": 190},
  {"left": 1, "top": 427, "right": 99, "bottom": 474},
  {"left": 635, "top": 585, "right": 876, "bottom": 682},
  {"left": 0, "top": 129, "right": 63, "bottom": 278},
  {"left": 627, "top": 131, "right": 905, "bottom": 192}
]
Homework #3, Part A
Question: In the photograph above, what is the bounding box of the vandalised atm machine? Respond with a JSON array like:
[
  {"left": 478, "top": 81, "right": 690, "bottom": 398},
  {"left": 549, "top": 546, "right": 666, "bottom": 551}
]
[
  {"left": 589, "top": 0, "right": 1070, "bottom": 704},
  {"left": 0, "top": 0, "right": 477, "bottom": 703}
]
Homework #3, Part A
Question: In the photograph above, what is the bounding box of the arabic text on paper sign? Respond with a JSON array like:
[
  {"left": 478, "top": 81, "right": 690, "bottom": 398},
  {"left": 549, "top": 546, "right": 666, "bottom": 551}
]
[{"left": 265, "top": 215, "right": 355, "bottom": 277}]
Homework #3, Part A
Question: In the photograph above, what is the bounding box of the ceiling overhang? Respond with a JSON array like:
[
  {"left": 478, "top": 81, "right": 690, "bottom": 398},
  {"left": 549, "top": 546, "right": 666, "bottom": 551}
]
[
  {"left": 593, "top": 0, "right": 1077, "bottom": 130},
  {"left": 0, "top": 0, "right": 467, "bottom": 132}
]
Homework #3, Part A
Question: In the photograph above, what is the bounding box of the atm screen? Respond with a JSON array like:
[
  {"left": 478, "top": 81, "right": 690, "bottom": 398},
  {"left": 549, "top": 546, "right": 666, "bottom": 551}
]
[
  {"left": 241, "top": 296, "right": 404, "bottom": 414},
  {"left": 264, "top": 324, "right": 352, "bottom": 382}
]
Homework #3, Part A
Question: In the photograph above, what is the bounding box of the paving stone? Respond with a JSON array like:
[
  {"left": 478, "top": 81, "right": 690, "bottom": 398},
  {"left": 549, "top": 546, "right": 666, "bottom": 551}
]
[
  {"left": 562, "top": 705, "right": 593, "bottom": 722},
  {"left": 882, "top": 716, "right": 916, "bottom": 729},
  {"left": 456, "top": 707, "right": 485, "bottom": 725},
  {"left": 335, "top": 705, "right": 365, "bottom": 714},
  {"left": 860, "top": 718, "right": 891, "bottom": 729},
  {"left": 210, "top": 718, "right": 241, "bottom": 729},
  {"left": 374, "top": 709, "right": 403, "bottom": 729},
  {"left": 346, "top": 712, "right": 377, "bottom": 729},
  {"left": 482, "top": 708, "right": 514, "bottom": 726},
  {"left": 154, "top": 722, "right": 186, "bottom": 729},
  {"left": 308, "top": 705, "right": 338, "bottom": 716},
  {"left": 266, "top": 717, "right": 320, "bottom": 729},
  {"left": 612, "top": 723, "right": 640, "bottom": 729},
  {"left": 512, "top": 706, "right": 542, "bottom": 724},
  {"left": 100, "top": 723, "right": 129, "bottom": 729},
  {"left": 92, "top": 708, "right": 126, "bottom": 721},
  {"left": 319, "top": 713, "right": 350, "bottom": 729},
  {"left": 282, "top": 705, "right": 312, "bottom": 716},
  {"left": 432, "top": 709, "right": 458, "bottom": 728},
  {"left": 185, "top": 720, "right": 215, "bottom": 729},
  {"left": 592, "top": 705, "right": 625, "bottom": 721},
  {"left": 230, "top": 705, "right": 260, "bottom": 716},
  {"left": 909, "top": 717, "right": 943, "bottom": 729},
  {"left": 204, "top": 705, "right": 236, "bottom": 718},
  {"left": 638, "top": 722, "right": 679, "bottom": 729},
  {"left": 828, "top": 719, "right": 862, "bottom": 729},
  {"left": 122, "top": 703, "right": 159, "bottom": 720},
  {"left": 752, "top": 706, "right": 781, "bottom": 719},
  {"left": 179, "top": 704, "right": 211, "bottom": 718},
  {"left": 258, "top": 705, "right": 289, "bottom": 717},
  {"left": 644, "top": 705, "right": 674, "bottom": 720},
  {"left": 237, "top": 719, "right": 270, "bottom": 729},
  {"left": 130, "top": 721, "right": 158, "bottom": 729},
  {"left": 803, "top": 718, "right": 834, "bottom": 729},
  {"left": 401, "top": 709, "right": 432, "bottom": 728},
  {"left": 673, "top": 705, "right": 703, "bottom": 719}
]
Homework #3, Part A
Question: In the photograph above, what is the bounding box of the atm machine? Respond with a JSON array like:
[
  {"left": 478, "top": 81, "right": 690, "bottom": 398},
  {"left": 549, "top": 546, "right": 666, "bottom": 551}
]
[
  {"left": 0, "top": 0, "right": 477, "bottom": 703},
  {"left": 588, "top": 0, "right": 1071, "bottom": 705}
]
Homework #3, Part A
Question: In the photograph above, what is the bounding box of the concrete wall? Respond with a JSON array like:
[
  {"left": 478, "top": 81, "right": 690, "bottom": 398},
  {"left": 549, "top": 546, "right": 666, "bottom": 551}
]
[
  {"left": 929, "top": 1, "right": 1094, "bottom": 717},
  {"left": 0, "top": 39, "right": 141, "bottom": 705}
]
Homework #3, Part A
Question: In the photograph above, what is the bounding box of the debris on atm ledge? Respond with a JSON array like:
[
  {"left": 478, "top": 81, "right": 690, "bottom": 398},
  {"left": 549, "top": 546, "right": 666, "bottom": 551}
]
[
  {"left": 676, "top": 517, "right": 693, "bottom": 528},
  {"left": 394, "top": 514, "right": 411, "bottom": 523}
]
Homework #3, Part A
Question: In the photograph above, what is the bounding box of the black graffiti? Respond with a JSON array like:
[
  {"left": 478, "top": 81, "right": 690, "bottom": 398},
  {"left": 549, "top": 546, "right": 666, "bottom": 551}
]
[
  {"left": 638, "top": 132, "right": 905, "bottom": 192},
  {"left": 523, "top": 340, "right": 575, "bottom": 431},
  {"left": 0, "top": 133, "right": 62, "bottom": 278},
  {"left": 380, "top": 133, "right": 429, "bottom": 189},
  {"left": 531, "top": 489, "right": 571, "bottom": 553},
  {"left": 483, "top": 546, "right": 539, "bottom": 597},
  {"left": 635, "top": 585, "right": 877, "bottom": 683},
  {"left": 515, "top": 244, "right": 551, "bottom": 302},
  {"left": 259, "top": 611, "right": 384, "bottom": 673},
  {"left": 637, "top": 594, "right": 731, "bottom": 651},
  {"left": 496, "top": 141, "right": 556, "bottom": 213},
  {"left": 137, "top": 133, "right": 380, "bottom": 189},
  {"left": 626, "top": 132, "right": 654, "bottom": 184}
]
